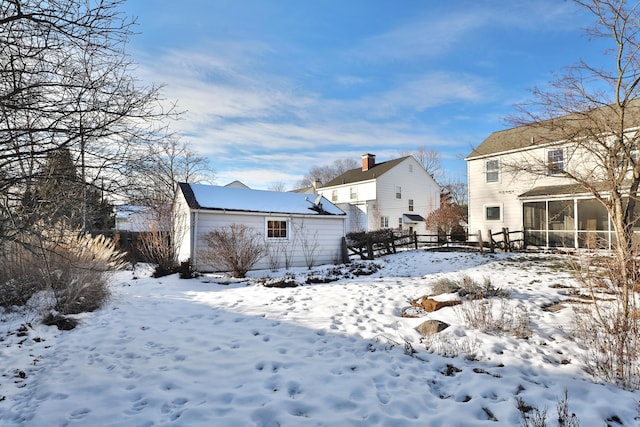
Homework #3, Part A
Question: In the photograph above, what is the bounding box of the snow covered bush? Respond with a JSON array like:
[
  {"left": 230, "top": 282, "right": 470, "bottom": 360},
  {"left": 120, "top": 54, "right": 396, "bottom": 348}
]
[{"left": 202, "top": 223, "right": 265, "bottom": 278}]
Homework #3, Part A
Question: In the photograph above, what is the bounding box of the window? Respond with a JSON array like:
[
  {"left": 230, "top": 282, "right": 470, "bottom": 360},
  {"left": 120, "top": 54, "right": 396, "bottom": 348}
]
[
  {"left": 485, "top": 205, "right": 501, "bottom": 221},
  {"left": 395, "top": 186, "right": 402, "bottom": 199},
  {"left": 267, "top": 219, "right": 288, "bottom": 238},
  {"left": 547, "top": 149, "right": 564, "bottom": 175},
  {"left": 486, "top": 159, "right": 499, "bottom": 183},
  {"left": 408, "top": 199, "right": 414, "bottom": 212},
  {"left": 350, "top": 187, "right": 357, "bottom": 200},
  {"left": 380, "top": 216, "right": 389, "bottom": 228},
  {"left": 331, "top": 189, "right": 337, "bottom": 202},
  {"left": 398, "top": 217, "right": 403, "bottom": 229}
]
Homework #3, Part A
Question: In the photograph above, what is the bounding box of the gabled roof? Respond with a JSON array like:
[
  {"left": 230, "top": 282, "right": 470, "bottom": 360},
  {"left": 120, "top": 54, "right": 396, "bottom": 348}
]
[
  {"left": 321, "top": 156, "right": 411, "bottom": 188},
  {"left": 467, "top": 100, "right": 640, "bottom": 160},
  {"left": 178, "top": 183, "right": 345, "bottom": 216}
]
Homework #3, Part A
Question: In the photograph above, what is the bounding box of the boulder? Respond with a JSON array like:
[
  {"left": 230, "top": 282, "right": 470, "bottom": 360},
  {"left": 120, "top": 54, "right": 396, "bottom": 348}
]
[
  {"left": 401, "top": 306, "right": 429, "bottom": 318},
  {"left": 411, "top": 296, "right": 461, "bottom": 312},
  {"left": 416, "top": 319, "right": 450, "bottom": 336}
]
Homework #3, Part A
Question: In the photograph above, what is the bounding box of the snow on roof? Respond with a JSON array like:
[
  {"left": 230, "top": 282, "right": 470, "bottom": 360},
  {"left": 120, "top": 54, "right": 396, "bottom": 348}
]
[
  {"left": 181, "top": 183, "right": 345, "bottom": 216},
  {"left": 115, "top": 205, "right": 152, "bottom": 219}
]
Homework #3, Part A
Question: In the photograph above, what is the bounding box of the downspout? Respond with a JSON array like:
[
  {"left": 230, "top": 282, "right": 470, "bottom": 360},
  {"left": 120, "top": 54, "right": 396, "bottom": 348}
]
[
  {"left": 574, "top": 198, "right": 579, "bottom": 249},
  {"left": 193, "top": 211, "right": 199, "bottom": 270}
]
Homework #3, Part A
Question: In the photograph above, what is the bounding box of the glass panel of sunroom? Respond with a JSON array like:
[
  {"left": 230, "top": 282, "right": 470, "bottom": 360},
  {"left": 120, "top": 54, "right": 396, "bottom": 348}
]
[
  {"left": 548, "top": 200, "right": 575, "bottom": 231},
  {"left": 548, "top": 200, "right": 575, "bottom": 248},
  {"left": 577, "top": 199, "right": 608, "bottom": 249},
  {"left": 523, "top": 202, "right": 545, "bottom": 230}
]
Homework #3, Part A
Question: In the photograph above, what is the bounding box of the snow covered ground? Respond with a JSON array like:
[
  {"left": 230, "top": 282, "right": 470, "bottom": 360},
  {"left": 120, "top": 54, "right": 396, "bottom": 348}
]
[{"left": 1, "top": 250, "right": 639, "bottom": 426}]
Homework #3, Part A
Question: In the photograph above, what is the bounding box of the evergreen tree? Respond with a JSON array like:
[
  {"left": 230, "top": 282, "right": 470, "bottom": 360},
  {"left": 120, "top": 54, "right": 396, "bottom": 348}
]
[{"left": 22, "top": 148, "right": 113, "bottom": 230}]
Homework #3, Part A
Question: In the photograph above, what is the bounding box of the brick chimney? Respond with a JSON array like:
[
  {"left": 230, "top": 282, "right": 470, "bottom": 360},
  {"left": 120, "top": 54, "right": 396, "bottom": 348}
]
[{"left": 362, "top": 153, "right": 376, "bottom": 171}]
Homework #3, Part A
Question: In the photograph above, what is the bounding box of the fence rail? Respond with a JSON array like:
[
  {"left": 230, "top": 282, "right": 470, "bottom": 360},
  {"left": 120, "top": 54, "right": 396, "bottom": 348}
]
[{"left": 345, "top": 228, "right": 525, "bottom": 260}]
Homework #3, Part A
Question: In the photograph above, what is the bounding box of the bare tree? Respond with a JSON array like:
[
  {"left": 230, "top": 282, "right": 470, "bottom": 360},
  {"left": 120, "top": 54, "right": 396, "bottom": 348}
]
[
  {"left": 509, "top": 0, "right": 640, "bottom": 388},
  {"left": 268, "top": 182, "right": 288, "bottom": 192},
  {"left": 424, "top": 203, "right": 466, "bottom": 241},
  {"left": 298, "top": 158, "right": 359, "bottom": 188},
  {"left": 123, "top": 138, "right": 214, "bottom": 274},
  {"left": 440, "top": 178, "right": 468, "bottom": 209},
  {"left": 399, "top": 145, "right": 442, "bottom": 179},
  {"left": 1, "top": 0, "right": 175, "bottom": 244},
  {"left": 0, "top": 0, "right": 176, "bottom": 313}
]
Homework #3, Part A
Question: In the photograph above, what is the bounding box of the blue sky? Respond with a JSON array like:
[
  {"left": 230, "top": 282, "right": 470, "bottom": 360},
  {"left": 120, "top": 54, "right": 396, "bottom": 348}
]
[{"left": 121, "top": 0, "right": 602, "bottom": 190}]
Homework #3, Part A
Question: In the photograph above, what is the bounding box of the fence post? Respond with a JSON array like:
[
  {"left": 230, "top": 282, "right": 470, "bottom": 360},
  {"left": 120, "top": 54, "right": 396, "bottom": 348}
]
[
  {"left": 366, "top": 236, "right": 374, "bottom": 260},
  {"left": 488, "top": 229, "right": 494, "bottom": 253},
  {"left": 390, "top": 231, "right": 397, "bottom": 254},
  {"left": 341, "top": 237, "right": 350, "bottom": 264},
  {"left": 502, "top": 227, "right": 511, "bottom": 252},
  {"left": 477, "top": 230, "right": 484, "bottom": 253},
  {"left": 521, "top": 227, "right": 526, "bottom": 249},
  {"left": 413, "top": 231, "right": 418, "bottom": 250}
]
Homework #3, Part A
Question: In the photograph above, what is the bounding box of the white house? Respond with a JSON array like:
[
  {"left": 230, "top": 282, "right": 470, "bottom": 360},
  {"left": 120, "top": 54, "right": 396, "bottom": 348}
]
[
  {"left": 114, "top": 205, "right": 157, "bottom": 232},
  {"left": 466, "top": 106, "right": 639, "bottom": 249},
  {"left": 174, "top": 183, "right": 347, "bottom": 272},
  {"left": 316, "top": 153, "right": 441, "bottom": 234}
]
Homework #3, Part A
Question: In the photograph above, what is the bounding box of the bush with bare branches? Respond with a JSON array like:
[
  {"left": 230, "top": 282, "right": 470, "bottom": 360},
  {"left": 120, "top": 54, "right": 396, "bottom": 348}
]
[
  {"left": 572, "top": 256, "right": 640, "bottom": 389},
  {"left": 202, "top": 224, "right": 265, "bottom": 278},
  {"left": 0, "top": 226, "right": 125, "bottom": 315}
]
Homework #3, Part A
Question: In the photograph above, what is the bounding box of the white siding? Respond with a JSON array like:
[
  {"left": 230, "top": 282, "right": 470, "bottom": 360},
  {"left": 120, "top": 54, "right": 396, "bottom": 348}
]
[
  {"left": 318, "top": 157, "right": 441, "bottom": 234},
  {"left": 173, "top": 191, "right": 193, "bottom": 263},
  {"left": 318, "top": 181, "right": 375, "bottom": 233},
  {"left": 189, "top": 211, "right": 345, "bottom": 272},
  {"left": 467, "top": 143, "right": 587, "bottom": 239},
  {"left": 375, "top": 157, "right": 440, "bottom": 234}
]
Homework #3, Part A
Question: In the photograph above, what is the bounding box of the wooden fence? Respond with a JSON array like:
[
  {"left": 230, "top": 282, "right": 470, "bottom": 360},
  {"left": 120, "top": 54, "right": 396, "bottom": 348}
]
[{"left": 345, "top": 228, "right": 525, "bottom": 260}]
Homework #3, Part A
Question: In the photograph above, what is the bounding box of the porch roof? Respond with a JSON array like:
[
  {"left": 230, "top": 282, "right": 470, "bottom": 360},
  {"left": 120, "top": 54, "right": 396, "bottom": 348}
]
[
  {"left": 518, "top": 184, "right": 591, "bottom": 199},
  {"left": 403, "top": 213, "right": 424, "bottom": 223}
]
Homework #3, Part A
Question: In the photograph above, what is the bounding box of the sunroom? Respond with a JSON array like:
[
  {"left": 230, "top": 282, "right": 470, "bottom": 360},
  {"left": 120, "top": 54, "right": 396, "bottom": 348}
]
[{"left": 519, "top": 184, "right": 615, "bottom": 249}]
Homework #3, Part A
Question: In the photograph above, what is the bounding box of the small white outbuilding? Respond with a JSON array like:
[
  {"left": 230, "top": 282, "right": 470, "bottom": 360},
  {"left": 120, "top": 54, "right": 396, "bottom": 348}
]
[{"left": 174, "top": 183, "right": 347, "bottom": 272}]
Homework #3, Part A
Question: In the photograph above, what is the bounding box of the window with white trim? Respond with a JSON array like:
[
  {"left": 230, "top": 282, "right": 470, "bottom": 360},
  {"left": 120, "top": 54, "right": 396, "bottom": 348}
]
[
  {"left": 547, "top": 149, "right": 564, "bottom": 175},
  {"left": 395, "top": 185, "right": 402, "bottom": 199},
  {"left": 331, "top": 189, "right": 338, "bottom": 202},
  {"left": 485, "top": 205, "right": 502, "bottom": 221},
  {"left": 398, "top": 217, "right": 403, "bottom": 229},
  {"left": 485, "top": 159, "right": 499, "bottom": 183},
  {"left": 266, "top": 219, "right": 288, "bottom": 239},
  {"left": 380, "top": 216, "right": 389, "bottom": 228},
  {"left": 350, "top": 187, "right": 357, "bottom": 200},
  {"left": 408, "top": 199, "right": 414, "bottom": 212}
]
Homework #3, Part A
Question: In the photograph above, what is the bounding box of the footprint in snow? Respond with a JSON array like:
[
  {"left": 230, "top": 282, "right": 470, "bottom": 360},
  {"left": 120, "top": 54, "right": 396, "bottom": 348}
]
[{"left": 68, "top": 407, "right": 91, "bottom": 420}]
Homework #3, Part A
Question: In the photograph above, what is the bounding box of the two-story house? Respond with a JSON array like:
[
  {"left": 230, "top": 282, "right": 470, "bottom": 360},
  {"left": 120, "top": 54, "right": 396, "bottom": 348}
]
[
  {"left": 317, "top": 153, "right": 441, "bottom": 234},
  {"left": 466, "top": 106, "right": 639, "bottom": 249}
]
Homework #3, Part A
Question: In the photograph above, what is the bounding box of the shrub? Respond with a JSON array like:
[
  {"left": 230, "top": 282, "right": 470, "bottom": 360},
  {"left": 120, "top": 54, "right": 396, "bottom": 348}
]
[
  {"left": 137, "top": 223, "right": 178, "bottom": 278},
  {"left": 457, "top": 299, "right": 531, "bottom": 338},
  {"left": 0, "top": 246, "right": 44, "bottom": 309},
  {"left": 516, "top": 388, "right": 579, "bottom": 427},
  {"left": 0, "top": 227, "right": 125, "bottom": 315},
  {"left": 431, "top": 275, "right": 510, "bottom": 299},
  {"left": 46, "top": 231, "right": 126, "bottom": 314},
  {"left": 457, "top": 275, "right": 510, "bottom": 300},
  {"left": 572, "top": 255, "right": 640, "bottom": 389},
  {"left": 202, "top": 224, "right": 265, "bottom": 278},
  {"left": 431, "top": 277, "right": 461, "bottom": 296}
]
